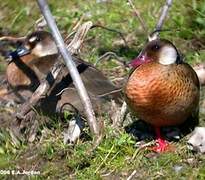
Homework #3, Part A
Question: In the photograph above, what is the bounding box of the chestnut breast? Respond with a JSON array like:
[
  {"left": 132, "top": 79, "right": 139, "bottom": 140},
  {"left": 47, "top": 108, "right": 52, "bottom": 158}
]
[
  {"left": 125, "top": 62, "right": 199, "bottom": 126},
  {"left": 6, "top": 54, "right": 36, "bottom": 87},
  {"left": 6, "top": 54, "right": 58, "bottom": 87}
]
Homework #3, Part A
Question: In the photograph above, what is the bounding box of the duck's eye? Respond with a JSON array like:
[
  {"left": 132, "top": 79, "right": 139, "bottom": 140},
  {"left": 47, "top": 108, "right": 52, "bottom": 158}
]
[
  {"left": 152, "top": 44, "right": 160, "bottom": 50},
  {"left": 35, "top": 36, "right": 41, "bottom": 42}
]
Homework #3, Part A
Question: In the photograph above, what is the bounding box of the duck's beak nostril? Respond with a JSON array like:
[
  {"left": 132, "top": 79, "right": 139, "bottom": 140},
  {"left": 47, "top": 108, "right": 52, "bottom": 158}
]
[{"left": 139, "top": 55, "right": 145, "bottom": 61}]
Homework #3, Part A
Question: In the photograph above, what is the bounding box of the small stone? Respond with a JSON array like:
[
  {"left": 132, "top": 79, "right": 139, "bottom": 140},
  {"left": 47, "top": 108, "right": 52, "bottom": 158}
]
[
  {"left": 173, "top": 165, "right": 183, "bottom": 173},
  {"left": 187, "top": 127, "right": 205, "bottom": 153},
  {"left": 186, "top": 158, "right": 194, "bottom": 164},
  {"left": 63, "top": 115, "right": 84, "bottom": 144}
]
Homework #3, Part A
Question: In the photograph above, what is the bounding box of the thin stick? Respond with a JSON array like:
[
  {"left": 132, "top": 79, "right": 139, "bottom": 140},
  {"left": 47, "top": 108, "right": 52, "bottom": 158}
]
[
  {"left": 36, "top": 0, "right": 100, "bottom": 137},
  {"left": 0, "top": 36, "right": 25, "bottom": 43},
  {"left": 64, "top": 15, "right": 85, "bottom": 43},
  {"left": 67, "top": 21, "right": 93, "bottom": 53},
  {"left": 127, "top": 0, "right": 148, "bottom": 35},
  {"left": 95, "top": 51, "right": 127, "bottom": 66},
  {"left": 127, "top": 170, "right": 137, "bottom": 180},
  {"left": 91, "top": 24, "right": 128, "bottom": 46},
  {"left": 35, "top": 16, "right": 47, "bottom": 30},
  {"left": 155, "top": 0, "right": 173, "bottom": 36},
  {"left": 148, "top": 0, "right": 173, "bottom": 41}
]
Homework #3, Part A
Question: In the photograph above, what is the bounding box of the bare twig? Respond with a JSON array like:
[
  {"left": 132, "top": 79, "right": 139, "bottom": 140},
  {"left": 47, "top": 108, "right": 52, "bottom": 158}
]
[
  {"left": 92, "top": 24, "right": 128, "bottom": 46},
  {"left": 65, "top": 15, "right": 85, "bottom": 43},
  {"left": 56, "top": 87, "right": 122, "bottom": 99},
  {"left": 149, "top": 0, "right": 173, "bottom": 40},
  {"left": 97, "top": 88, "right": 122, "bottom": 98},
  {"left": 95, "top": 51, "right": 127, "bottom": 66},
  {"left": 0, "top": 36, "right": 25, "bottom": 43},
  {"left": 71, "top": 15, "right": 85, "bottom": 32},
  {"left": 127, "top": 170, "right": 137, "bottom": 180},
  {"left": 37, "top": 0, "right": 100, "bottom": 137},
  {"left": 67, "top": 21, "right": 93, "bottom": 54},
  {"left": 127, "top": 0, "right": 148, "bottom": 36},
  {"left": 35, "top": 16, "right": 47, "bottom": 30},
  {"left": 156, "top": 0, "right": 173, "bottom": 31},
  {"left": 120, "top": 101, "right": 128, "bottom": 125}
]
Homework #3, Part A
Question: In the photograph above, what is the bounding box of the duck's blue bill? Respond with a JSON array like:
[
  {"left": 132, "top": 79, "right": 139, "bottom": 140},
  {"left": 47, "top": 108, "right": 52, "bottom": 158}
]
[{"left": 9, "top": 45, "right": 30, "bottom": 60}]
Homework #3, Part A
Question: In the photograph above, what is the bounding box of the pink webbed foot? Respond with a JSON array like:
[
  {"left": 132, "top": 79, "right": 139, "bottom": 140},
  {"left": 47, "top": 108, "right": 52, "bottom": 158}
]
[
  {"left": 151, "top": 137, "right": 169, "bottom": 152},
  {"left": 150, "top": 127, "right": 175, "bottom": 153}
]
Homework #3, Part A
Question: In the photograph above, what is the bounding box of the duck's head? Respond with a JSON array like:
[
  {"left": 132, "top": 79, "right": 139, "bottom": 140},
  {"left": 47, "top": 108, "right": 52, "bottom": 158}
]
[
  {"left": 9, "top": 31, "right": 58, "bottom": 60},
  {"left": 130, "top": 39, "right": 181, "bottom": 68}
]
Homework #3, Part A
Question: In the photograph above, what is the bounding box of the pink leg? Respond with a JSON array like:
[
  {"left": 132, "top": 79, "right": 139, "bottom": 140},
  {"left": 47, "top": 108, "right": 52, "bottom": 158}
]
[{"left": 151, "top": 127, "right": 169, "bottom": 153}]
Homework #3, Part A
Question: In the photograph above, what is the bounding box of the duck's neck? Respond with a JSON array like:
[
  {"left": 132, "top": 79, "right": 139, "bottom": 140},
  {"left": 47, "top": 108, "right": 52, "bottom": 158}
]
[
  {"left": 31, "top": 54, "right": 58, "bottom": 76},
  {"left": 6, "top": 54, "right": 36, "bottom": 87},
  {"left": 6, "top": 54, "right": 58, "bottom": 87}
]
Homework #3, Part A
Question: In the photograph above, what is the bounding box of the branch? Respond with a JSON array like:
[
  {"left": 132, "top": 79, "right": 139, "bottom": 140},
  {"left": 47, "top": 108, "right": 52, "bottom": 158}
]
[
  {"left": 127, "top": 0, "right": 148, "bottom": 35},
  {"left": 35, "top": 16, "right": 47, "bottom": 30},
  {"left": 149, "top": 0, "right": 173, "bottom": 40},
  {"left": 36, "top": 0, "right": 99, "bottom": 137},
  {"left": 0, "top": 36, "right": 25, "bottom": 43},
  {"left": 67, "top": 21, "right": 93, "bottom": 53},
  {"left": 64, "top": 15, "right": 85, "bottom": 43},
  {"left": 91, "top": 24, "right": 128, "bottom": 46},
  {"left": 156, "top": 0, "right": 173, "bottom": 31},
  {"left": 94, "top": 51, "right": 127, "bottom": 67}
]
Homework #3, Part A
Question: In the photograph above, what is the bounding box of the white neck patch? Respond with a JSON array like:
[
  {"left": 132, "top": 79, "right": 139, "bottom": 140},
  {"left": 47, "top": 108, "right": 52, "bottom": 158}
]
[{"left": 159, "top": 46, "right": 177, "bottom": 65}]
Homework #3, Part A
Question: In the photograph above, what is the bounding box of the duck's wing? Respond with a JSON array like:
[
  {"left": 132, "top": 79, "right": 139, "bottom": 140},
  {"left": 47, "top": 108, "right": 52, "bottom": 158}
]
[
  {"left": 40, "top": 56, "right": 123, "bottom": 115},
  {"left": 180, "top": 63, "right": 200, "bottom": 89},
  {"left": 49, "top": 56, "right": 123, "bottom": 101},
  {"left": 177, "top": 63, "right": 200, "bottom": 135}
]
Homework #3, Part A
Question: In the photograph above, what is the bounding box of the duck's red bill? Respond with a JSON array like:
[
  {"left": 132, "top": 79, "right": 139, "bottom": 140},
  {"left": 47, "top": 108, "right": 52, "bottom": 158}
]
[{"left": 129, "top": 54, "right": 151, "bottom": 68}]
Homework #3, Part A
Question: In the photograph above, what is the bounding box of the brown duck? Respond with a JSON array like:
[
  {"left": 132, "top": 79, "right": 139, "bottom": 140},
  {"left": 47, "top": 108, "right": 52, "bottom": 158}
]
[
  {"left": 6, "top": 31, "right": 58, "bottom": 91},
  {"left": 124, "top": 38, "right": 200, "bottom": 152},
  {"left": 4, "top": 31, "right": 122, "bottom": 114}
]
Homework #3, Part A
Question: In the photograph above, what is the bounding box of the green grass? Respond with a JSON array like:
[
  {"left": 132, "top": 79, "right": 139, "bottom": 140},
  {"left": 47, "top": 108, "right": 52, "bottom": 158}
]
[{"left": 0, "top": 0, "right": 205, "bottom": 179}]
